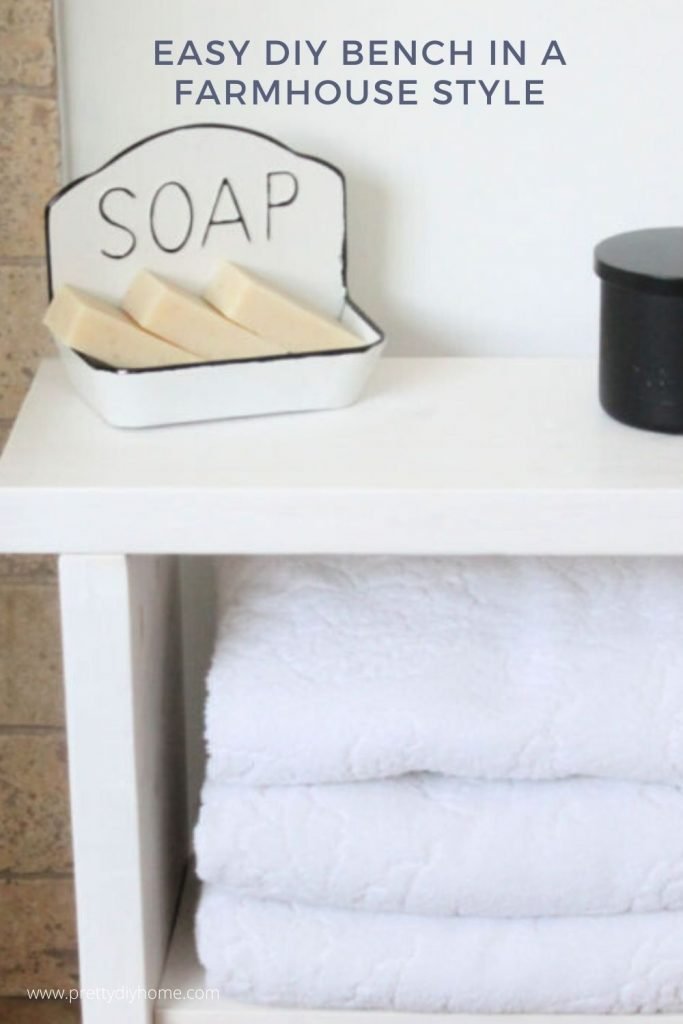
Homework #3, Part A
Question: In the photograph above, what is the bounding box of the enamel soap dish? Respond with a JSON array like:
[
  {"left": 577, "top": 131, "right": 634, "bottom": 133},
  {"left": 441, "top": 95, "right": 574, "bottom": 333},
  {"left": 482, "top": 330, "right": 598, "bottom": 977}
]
[{"left": 45, "top": 124, "right": 385, "bottom": 428}]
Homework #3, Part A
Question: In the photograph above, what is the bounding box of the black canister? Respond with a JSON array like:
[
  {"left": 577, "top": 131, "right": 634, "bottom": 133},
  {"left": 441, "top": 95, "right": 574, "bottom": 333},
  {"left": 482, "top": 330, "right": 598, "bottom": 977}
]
[{"left": 595, "top": 227, "right": 683, "bottom": 433}]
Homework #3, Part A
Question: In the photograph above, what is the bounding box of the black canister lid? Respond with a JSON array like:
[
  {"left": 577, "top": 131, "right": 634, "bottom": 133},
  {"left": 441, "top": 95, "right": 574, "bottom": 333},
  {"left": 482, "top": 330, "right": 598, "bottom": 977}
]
[{"left": 595, "top": 227, "right": 683, "bottom": 297}]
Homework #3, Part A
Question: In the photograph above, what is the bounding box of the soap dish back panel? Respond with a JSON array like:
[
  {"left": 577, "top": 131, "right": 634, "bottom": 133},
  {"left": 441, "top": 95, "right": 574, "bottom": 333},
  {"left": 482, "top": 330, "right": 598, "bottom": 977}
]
[{"left": 46, "top": 123, "right": 348, "bottom": 319}]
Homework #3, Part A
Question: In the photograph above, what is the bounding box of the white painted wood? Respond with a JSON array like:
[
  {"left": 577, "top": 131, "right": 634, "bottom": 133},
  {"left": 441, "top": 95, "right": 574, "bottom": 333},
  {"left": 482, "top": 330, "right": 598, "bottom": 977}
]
[
  {"left": 2, "top": 356, "right": 683, "bottom": 555},
  {"left": 156, "top": 874, "right": 683, "bottom": 1023},
  {"left": 59, "top": 555, "right": 188, "bottom": 1024}
]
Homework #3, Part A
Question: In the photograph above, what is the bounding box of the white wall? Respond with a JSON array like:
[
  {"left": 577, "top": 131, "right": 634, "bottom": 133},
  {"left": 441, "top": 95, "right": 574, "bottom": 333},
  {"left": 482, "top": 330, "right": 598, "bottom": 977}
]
[{"left": 55, "top": 0, "right": 683, "bottom": 356}]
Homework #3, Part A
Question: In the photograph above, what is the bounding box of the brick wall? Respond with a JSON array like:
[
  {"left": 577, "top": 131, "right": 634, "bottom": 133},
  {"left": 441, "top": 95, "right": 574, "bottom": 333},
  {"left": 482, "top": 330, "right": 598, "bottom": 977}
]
[{"left": 0, "top": 0, "right": 78, "bottom": 996}]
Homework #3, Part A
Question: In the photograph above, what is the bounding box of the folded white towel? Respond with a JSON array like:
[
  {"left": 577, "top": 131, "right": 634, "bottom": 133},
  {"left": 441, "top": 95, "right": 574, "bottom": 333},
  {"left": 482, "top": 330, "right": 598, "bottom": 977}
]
[
  {"left": 196, "top": 887, "right": 683, "bottom": 1013},
  {"left": 195, "top": 774, "right": 683, "bottom": 918},
  {"left": 207, "top": 557, "right": 683, "bottom": 785}
]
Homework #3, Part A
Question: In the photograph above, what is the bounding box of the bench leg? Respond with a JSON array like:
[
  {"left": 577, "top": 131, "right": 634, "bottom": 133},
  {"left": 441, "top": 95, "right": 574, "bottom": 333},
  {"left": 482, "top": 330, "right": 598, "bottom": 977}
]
[{"left": 59, "top": 555, "right": 188, "bottom": 1024}]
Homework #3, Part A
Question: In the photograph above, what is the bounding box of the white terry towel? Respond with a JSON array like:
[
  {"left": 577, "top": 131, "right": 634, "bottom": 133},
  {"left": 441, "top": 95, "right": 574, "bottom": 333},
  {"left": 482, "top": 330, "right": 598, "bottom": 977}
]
[
  {"left": 196, "top": 887, "right": 683, "bottom": 1013},
  {"left": 207, "top": 556, "right": 683, "bottom": 785},
  {"left": 195, "top": 775, "right": 683, "bottom": 918}
]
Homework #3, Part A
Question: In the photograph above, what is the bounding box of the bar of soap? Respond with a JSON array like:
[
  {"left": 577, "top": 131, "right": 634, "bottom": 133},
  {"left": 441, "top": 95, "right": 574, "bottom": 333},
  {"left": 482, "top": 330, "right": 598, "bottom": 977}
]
[
  {"left": 204, "top": 263, "right": 366, "bottom": 354},
  {"left": 43, "top": 286, "right": 197, "bottom": 370},
  {"left": 123, "top": 271, "right": 286, "bottom": 362}
]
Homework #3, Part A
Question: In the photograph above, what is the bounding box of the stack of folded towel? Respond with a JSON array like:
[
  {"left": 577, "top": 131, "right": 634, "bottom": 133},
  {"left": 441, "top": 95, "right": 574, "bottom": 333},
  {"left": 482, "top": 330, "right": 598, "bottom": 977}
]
[{"left": 195, "top": 557, "right": 683, "bottom": 1013}]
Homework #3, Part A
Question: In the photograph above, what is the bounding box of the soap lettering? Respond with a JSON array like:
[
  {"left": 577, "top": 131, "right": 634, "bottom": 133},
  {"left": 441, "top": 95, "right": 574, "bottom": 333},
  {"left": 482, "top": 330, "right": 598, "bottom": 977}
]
[
  {"left": 149, "top": 181, "right": 194, "bottom": 253},
  {"left": 202, "top": 177, "right": 251, "bottom": 244},
  {"left": 266, "top": 172, "right": 299, "bottom": 240},
  {"left": 99, "top": 187, "right": 137, "bottom": 260},
  {"left": 98, "top": 175, "right": 300, "bottom": 256}
]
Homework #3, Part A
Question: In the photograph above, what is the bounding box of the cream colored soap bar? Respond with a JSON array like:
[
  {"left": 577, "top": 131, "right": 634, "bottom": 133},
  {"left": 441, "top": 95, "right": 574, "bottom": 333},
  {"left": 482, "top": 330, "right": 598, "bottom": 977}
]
[
  {"left": 123, "top": 271, "right": 285, "bottom": 362},
  {"left": 204, "top": 263, "right": 366, "bottom": 354},
  {"left": 43, "top": 286, "right": 197, "bottom": 370}
]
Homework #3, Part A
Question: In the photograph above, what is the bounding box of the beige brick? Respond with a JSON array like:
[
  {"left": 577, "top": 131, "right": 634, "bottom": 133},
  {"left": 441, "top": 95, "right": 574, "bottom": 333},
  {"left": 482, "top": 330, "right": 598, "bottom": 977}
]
[
  {"left": 0, "top": 96, "right": 60, "bottom": 258},
  {"left": 0, "top": 582, "right": 64, "bottom": 727},
  {"left": 0, "top": 0, "right": 53, "bottom": 31},
  {"left": 0, "top": 554, "right": 57, "bottom": 584},
  {"left": 0, "top": 264, "right": 52, "bottom": 419},
  {"left": 0, "top": 878, "right": 77, "bottom": 995},
  {"left": 0, "top": 733, "right": 71, "bottom": 873},
  {"left": 0, "top": 997, "right": 80, "bottom": 1023},
  {"left": 0, "top": 0, "right": 54, "bottom": 88}
]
